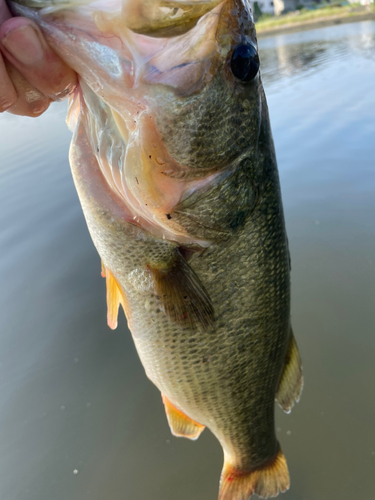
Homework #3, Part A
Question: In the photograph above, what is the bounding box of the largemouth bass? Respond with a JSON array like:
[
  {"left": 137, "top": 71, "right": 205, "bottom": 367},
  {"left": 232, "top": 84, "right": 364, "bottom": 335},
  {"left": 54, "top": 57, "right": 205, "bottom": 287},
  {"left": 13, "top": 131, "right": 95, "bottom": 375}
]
[{"left": 9, "top": 0, "right": 303, "bottom": 497}]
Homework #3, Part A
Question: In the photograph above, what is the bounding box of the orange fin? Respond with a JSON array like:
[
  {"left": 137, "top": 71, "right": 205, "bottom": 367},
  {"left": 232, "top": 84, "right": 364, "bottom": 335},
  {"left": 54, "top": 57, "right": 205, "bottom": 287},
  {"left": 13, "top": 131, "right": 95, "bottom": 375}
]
[
  {"left": 101, "top": 260, "right": 106, "bottom": 278},
  {"left": 147, "top": 250, "right": 214, "bottom": 331},
  {"left": 276, "top": 329, "right": 303, "bottom": 414},
  {"left": 162, "top": 394, "right": 205, "bottom": 441},
  {"left": 219, "top": 448, "right": 290, "bottom": 500},
  {"left": 105, "top": 267, "right": 123, "bottom": 330}
]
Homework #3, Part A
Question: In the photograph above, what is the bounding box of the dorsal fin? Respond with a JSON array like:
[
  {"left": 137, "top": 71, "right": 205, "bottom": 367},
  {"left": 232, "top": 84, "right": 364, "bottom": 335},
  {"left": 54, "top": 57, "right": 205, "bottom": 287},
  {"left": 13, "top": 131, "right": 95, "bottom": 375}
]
[{"left": 276, "top": 329, "right": 303, "bottom": 413}]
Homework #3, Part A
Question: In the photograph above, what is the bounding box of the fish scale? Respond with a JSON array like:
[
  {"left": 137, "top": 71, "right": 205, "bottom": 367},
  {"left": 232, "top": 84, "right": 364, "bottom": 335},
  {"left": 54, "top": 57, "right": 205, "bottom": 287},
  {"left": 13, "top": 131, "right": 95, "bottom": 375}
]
[{"left": 156, "top": 75, "right": 260, "bottom": 169}]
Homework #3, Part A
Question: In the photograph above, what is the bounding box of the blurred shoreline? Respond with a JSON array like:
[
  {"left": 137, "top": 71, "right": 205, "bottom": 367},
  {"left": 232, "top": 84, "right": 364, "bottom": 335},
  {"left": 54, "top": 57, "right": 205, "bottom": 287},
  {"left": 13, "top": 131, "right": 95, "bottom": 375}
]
[{"left": 257, "top": 6, "right": 375, "bottom": 37}]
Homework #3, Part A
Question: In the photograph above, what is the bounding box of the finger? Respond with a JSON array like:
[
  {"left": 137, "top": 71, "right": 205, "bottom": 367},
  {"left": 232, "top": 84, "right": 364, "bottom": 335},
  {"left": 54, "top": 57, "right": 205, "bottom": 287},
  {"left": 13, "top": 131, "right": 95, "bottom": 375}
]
[
  {"left": 0, "top": 18, "right": 77, "bottom": 101},
  {"left": 0, "top": 51, "right": 17, "bottom": 111},
  {"left": 0, "top": 0, "right": 11, "bottom": 23},
  {"left": 4, "top": 58, "right": 50, "bottom": 116},
  {"left": 0, "top": 1, "right": 43, "bottom": 115}
]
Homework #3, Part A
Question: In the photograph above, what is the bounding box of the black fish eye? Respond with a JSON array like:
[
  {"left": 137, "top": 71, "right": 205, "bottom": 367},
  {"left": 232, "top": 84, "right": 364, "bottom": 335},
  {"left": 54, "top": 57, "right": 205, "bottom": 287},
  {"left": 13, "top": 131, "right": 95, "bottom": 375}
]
[{"left": 230, "top": 44, "right": 260, "bottom": 83}]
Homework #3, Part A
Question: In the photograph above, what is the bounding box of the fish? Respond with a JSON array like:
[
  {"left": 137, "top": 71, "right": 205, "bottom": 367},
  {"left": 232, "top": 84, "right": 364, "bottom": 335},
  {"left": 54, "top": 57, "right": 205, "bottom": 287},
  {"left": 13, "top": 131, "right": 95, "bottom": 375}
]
[{"left": 9, "top": 0, "right": 303, "bottom": 498}]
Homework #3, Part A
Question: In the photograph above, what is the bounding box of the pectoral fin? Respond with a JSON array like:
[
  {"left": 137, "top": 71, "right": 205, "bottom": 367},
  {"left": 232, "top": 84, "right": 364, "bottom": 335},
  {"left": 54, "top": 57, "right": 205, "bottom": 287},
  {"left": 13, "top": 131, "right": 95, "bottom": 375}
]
[
  {"left": 147, "top": 249, "right": 214, "bottom": 331},
  {"left": 276, "top": 329, "right": 303, "bottom": 413},
  {"left": 162, "top": 395, "right": 205, "bottom": 440}
]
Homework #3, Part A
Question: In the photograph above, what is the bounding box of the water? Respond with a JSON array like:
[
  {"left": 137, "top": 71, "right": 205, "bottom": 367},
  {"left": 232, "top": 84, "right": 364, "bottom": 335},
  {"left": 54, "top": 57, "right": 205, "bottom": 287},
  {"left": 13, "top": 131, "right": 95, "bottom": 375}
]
[{"left": 1, "top": 20, "right": 375, "bottom": 500}]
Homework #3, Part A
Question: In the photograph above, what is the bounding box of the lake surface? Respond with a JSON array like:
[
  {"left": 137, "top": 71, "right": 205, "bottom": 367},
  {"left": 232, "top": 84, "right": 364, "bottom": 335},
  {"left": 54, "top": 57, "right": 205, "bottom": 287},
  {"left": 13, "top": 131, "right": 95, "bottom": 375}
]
[{"left": 1, "top": 20, "right": 375, "bottom": 500}]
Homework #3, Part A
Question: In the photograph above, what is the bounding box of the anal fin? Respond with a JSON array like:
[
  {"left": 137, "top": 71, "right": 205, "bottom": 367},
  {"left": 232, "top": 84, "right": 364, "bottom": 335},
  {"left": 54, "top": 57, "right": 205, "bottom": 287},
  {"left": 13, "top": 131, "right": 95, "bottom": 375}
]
[
  {"left": 162, "top": 394, "right": 205, "bottom": 441},
  {"left": 219, "top": 447, "right": 289, "bottom": 500},
  {"left": 276, "top": 329, "right": 303, "bottom": 413}
]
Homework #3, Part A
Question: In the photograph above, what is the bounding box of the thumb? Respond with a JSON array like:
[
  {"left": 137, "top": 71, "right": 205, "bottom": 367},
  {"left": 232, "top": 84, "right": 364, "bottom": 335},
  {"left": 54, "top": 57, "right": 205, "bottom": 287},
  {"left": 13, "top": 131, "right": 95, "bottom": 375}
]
[{"left": 0, "top": 17, "right": 77, "bottom": 101}]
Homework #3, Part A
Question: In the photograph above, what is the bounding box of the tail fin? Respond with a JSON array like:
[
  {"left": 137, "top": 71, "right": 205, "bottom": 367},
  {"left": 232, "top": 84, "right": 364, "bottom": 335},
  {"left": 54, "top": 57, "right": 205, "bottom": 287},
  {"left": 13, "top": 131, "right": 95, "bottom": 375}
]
[{"left": 219, "top": 448, "right": 289, "bottom": 500}]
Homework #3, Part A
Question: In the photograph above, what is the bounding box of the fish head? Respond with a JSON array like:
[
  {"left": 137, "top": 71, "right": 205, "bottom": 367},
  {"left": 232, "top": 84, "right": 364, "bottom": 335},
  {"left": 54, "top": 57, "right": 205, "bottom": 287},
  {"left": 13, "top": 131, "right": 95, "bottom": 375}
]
[
  {"left": 12, "top": 0, "right": 264, "bottom": 243},
  {"left": 103, "top": 0, "right": 263, "bottom": 241},
  {"left": 141, "top": 0, "right": 262, "bottom": 161}
]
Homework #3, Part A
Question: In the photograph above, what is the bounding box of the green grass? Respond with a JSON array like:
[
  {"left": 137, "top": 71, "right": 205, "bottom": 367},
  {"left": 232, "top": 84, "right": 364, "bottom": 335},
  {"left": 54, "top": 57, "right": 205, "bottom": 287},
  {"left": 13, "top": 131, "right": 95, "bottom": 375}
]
[{"left": 256, "top": 3, "right": 375, "bottom": 33}]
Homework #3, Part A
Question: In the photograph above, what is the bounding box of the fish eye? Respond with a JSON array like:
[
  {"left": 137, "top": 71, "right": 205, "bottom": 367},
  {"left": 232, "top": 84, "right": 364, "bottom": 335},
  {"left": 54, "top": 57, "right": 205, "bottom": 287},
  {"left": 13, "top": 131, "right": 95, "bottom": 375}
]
[{"left": 230, "top": 44, "right": 260, "bottom": 83}]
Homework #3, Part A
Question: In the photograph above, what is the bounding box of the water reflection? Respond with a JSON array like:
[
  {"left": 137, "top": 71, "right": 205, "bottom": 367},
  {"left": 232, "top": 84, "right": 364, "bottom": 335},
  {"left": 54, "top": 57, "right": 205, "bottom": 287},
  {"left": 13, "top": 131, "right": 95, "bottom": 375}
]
[
  {"left": 260, "top": 41, "right": 329, "bottom": 83},
  {"left": 259, "top": 20, "right": 375, "bottom": 85}
]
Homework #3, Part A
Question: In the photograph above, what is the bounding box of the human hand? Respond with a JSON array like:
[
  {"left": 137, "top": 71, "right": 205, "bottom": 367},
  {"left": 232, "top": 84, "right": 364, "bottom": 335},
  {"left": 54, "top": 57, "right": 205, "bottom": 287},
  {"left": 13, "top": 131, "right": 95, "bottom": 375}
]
[{"left": 0, "top": 0, "right": 77, "bottom": 116}]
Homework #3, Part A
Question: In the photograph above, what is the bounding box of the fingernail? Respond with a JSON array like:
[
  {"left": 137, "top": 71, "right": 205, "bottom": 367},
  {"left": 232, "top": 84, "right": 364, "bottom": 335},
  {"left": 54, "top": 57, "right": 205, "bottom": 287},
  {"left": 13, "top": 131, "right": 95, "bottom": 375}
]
[{"left": 2, "top": 25, "right": 44, "bottom": 65}]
